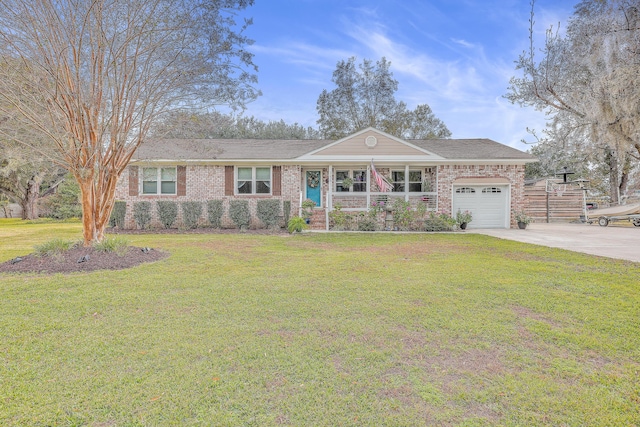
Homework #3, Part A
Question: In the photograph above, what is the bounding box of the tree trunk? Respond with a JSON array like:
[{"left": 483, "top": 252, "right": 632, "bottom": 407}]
[
  {"left": 619, "top": 153, "right": 631, "bottom": 201},
  {"left": 77, "top": 171, "right": 120, "bottom": 246},
  {"left": 605, "top": 148, "right": 620, "bottom": 205},
  {"left": 20, "top": 176, "right": 40, "bottom": 219}
]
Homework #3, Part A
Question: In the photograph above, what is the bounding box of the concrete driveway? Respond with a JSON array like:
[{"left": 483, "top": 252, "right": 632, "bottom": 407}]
[{"left": 469, "top": 222, "right": 640, "bottom": 263}]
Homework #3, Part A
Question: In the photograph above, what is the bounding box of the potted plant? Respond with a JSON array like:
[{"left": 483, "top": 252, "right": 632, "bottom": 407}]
[
  {"left": 514, "top": 210, "right": 532, "bottom": 229},
  {"left": 455, "top": 210, "right": 473, "bottom": 230},
  {"left": 340, "top": 176, "right": 353, "bottom": 191},
  {"left": 287, "top": 216, "right": 309, "bottom": 233},
  {"left": 301, "top": 199, "right": 316, "bottom": 224}
]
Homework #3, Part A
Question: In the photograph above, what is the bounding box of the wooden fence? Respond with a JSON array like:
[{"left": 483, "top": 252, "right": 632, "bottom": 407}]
[{"left": 524, "top": 184, "right": 584, "bottom": 223}]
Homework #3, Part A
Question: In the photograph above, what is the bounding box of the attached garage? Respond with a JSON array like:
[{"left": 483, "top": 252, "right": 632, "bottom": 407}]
[{"left": 452, "top": 179, "right": 511, "bottom": 229}]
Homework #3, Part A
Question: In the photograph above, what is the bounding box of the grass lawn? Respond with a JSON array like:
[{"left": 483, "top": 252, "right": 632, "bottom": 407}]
[{"left": 1, "top": 218, "right": 639, "bottom": 426}]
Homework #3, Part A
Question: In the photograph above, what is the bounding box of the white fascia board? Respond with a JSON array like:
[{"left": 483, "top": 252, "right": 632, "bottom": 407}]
[
  {"left": 130, "top": 158, "right": 291, "bottom": 165},
  {"left": 438, "top": 158, "right": 537, "bottom": 165},
  {"left": 301, "top": 127, "right": 439, "bottom": 158},
  {"left": 297, "top": 155, "right": 445, "bottom": 163},
  {"left": 130, "top": 156, "right": 535, "bottom": 166}
]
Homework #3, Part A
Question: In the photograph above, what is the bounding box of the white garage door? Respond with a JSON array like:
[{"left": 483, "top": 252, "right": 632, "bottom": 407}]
[{"left": 452, "top": 185, "right": 509, "bottom": 228}]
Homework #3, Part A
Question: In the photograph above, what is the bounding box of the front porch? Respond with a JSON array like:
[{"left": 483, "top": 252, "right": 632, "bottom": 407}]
[{"left": 300, "top": 165, "right": 440, "bottom": 231}]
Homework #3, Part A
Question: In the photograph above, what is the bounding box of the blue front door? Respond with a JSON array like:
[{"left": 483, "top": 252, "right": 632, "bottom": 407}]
[{"left": 306, "top": 170, "right": 322, "bottom": 207}]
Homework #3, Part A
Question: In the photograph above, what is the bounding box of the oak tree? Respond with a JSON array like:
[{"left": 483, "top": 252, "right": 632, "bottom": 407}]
[{"left": 507, "top": 0, "right": 640, "bottom": 202}]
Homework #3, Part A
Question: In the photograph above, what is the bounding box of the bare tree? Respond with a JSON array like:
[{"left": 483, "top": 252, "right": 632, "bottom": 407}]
[
  {"left": 0, "top": 0, "right": 259, "bottom": 244},
  {"left": 506, "top": 0, "right": 640, "bottom": 203}
]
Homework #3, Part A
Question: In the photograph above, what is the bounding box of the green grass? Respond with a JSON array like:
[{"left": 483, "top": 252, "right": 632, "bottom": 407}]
[{"left": 1, "top": 219, "right": 639, "bottom": 426}]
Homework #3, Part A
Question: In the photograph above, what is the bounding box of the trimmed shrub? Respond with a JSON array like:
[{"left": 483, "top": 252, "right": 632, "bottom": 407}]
[
  {"left": 133, "top": 201, "right": 152, "bottom": 229},
  {"left": 207, "top": 200, "right": 224, "bottom": 228},
  {"left": 110, "top": 201, "right": 126, "bottom": 228},
  {"left": 423, "top": 212, "right": 456, "bottom": 232},
  {"left": 229, "top": 199, "right": 250, "bottom": 230},
  {"left": 181, "top": 201, "right": 203, "bottom": 229},
  {"left": 283, "top": 200, "right": 291, "bottom": 227},
  {"left": 357, "top": 216, "right": 377, "bottom": 231},
  {"left": 329, "top": 204, "right": 353, "bottom": 231},
  {"left": 157, "top": 201, "right": 178, "bottom": 229},
  {"left": 256, "top": 199, "right": 281, "bottom": 229}
]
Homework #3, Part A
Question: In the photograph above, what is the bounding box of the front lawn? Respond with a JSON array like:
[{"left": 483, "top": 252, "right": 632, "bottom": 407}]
[{"left": 1, "top": 219, "right": 639, "bottom": 426}]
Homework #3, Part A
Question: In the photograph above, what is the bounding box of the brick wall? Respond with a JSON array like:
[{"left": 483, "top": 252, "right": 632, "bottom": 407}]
[
  {"left": 436, "top": 164, "right": 526, "bottom": 227},
  {"left": 115, "top": 164, "right": 302, "bottom": 229},
  {"left": 114, "top": 163, "right": 526, "bottom": 229}
]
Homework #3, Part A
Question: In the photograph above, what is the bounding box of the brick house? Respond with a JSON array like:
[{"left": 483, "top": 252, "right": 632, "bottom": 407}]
[{"left": 115, "top": 127, "right": 536, "bottom": 229}]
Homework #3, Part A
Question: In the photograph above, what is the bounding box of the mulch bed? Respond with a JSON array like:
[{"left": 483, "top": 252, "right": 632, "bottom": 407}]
[
  {"left": 0, "top": 246, "right": 169, "bottom": 275},
  {"left": 0, "top": 227, "right": 291, "bottom": 275}
]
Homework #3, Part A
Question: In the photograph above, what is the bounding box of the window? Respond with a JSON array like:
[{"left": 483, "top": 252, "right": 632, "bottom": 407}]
[
  {"left": 335, "top": 170, "right": 367, "bottom": 192},
  {"left": 391, "top": 171, "right": 405, "bottom": 192},
  {"left": 353, "top": 170, "right": 367, "bottom": 192},
  {"left": 408, "top": 170, "right": 422, "bottom": 192},
  {"left": 391, "top": 170, "right": 422, "bottom": 192},
  {"left": 455, "top": 187, "right": 475, "bottom": 194},
  {"left": 237, "top": 167, "right": 271, "bottom": 194},
  {"left": 142, "top": 167, "right": 176, "bottom": 195},
  {"left": 482, "top": 187, "right": 502, "bottom": 193}
]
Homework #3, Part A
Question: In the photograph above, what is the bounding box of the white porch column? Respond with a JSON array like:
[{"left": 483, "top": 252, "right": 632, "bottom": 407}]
[
  {"left": 327, "top": 165, "right": 333, "bottom": 231},
  {"left": 405, "top": 165, "right": 410, "bottom": 201},
  {"left": 366, "top": 164, "right": 371, "bottom": 208}
]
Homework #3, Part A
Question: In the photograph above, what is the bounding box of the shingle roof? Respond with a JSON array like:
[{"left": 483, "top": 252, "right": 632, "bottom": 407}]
[
  {"left": 133, "top": 137, "right": 535, "bottom": 161},
  {"left": 409, "top": 138, "right": 535, "bottom": 160},
  {"left": 133, "top": 138, "right": 330, "bottom": 160}
]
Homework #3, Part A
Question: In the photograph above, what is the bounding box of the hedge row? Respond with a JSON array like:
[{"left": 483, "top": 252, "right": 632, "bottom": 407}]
[{"left": 110, "top": 200, "right": 291, "bottom": 230}]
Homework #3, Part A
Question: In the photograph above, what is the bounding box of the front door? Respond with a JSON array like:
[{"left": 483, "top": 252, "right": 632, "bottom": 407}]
[{"left": 305, "top": 170, "right": 322, "bottom": 207}]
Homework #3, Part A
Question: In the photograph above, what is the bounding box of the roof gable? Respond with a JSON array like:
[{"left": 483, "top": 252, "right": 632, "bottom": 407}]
[{"left": 299, "top": 128, "right": 443, "bottom": 160}]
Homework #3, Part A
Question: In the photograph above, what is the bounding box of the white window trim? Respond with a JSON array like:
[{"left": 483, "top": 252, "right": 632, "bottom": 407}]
[
  {"left": 335, "top": 169, "right": 367, "bottom": 193},
  {"left": 236, "top": 166, "right": 272, "bottom": 195},
  {"left": 141, "top": 166, "right": 177, "bottom": 195},
  {"left": 391, "top": 169, "right": 422, "bottom": 193}
]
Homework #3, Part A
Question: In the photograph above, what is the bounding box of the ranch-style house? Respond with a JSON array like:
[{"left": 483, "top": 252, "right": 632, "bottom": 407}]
[{"left": 115, "top": 127, "right": 536, "bottom": 230}]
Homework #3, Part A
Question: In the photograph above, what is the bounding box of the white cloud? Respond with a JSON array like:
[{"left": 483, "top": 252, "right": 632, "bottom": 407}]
[
  {"left": 451, "top": 38, "right": 475, "bottom": 49},
  {"left": 251, "top": 42, "right": 352, "bottom": 73},
  {"left": 243, "top": 1, "right": 568, "bottom": 151}
]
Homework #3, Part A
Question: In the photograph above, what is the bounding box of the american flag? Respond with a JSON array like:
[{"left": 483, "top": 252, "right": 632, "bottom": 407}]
[{"left": 371, "top": 159, "right": 392, "bottom": 192}]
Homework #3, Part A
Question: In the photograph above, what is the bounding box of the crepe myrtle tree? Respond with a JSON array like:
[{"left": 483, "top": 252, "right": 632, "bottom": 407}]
[{"left": 0, "top": 0, "right": 260, "bottom": 245}]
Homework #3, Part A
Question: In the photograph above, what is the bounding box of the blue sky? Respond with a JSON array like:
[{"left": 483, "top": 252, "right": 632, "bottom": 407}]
[{"left": 238, "top": 0, "right": 577, "bottom": 150}]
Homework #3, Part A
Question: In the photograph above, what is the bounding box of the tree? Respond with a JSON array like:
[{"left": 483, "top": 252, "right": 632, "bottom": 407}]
[
  {"left": 506, "top": 0, "right": 640, "bottom": 203},
  {"left": 0, "top": 0, "right": 259, "bottom": 245},
  {"left": 150, "top": 111, "right": 321, "bottom": 139},
  {"left": 316, "top": 57, "right": 451, "bottom": 140},
  {"left": 522, "top": 112, "right": 617, "bottom": 197},
  {"left": 0, "top": 71, "right": 66, "bottom": 219},
  {"left": 0, "top": 144, "right": 65, "bottom": 220}
]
